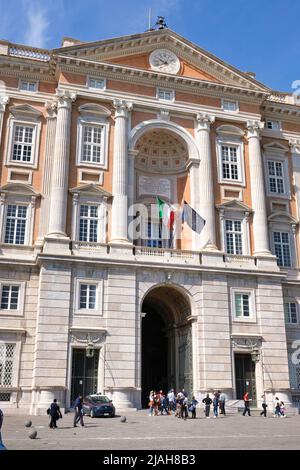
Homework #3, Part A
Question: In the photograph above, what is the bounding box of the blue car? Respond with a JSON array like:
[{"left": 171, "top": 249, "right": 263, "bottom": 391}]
[{"left": 83, "top": 394, "right": 115, "bottom": 418}]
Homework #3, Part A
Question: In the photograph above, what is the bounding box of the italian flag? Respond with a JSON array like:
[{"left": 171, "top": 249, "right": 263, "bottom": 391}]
[{"left": 156, "top": 197, "right": 175, "bottom": 231}]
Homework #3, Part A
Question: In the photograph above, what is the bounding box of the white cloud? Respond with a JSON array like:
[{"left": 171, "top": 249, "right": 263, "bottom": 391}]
[{"left": 23, "top": 2, "right": 50, "bottom": 48}]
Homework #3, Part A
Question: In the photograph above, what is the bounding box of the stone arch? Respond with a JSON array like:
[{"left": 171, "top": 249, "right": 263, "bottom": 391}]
[{"left": 129, "top": 119, "right": 199, "bottom": 161}]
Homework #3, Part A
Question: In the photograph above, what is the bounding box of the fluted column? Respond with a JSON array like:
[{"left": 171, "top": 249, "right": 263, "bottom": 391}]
[
  {"left": 195, "top": 113, "right": 217, "bottom": 250},
  {"left": 47, "top": 90, "right": 76, "bottom": 237},
  {"left": 37, "top": 101, "right": 57, "bottom": 241},
  {"left": 247, "top": 121, "right": 270, "bottom": 255},
  {"left": 290, "top": 139, "right": 300, "bottom": 219},
  {"left": 0, "top": 96, "right": 9, "bottom": 147},
  {"left": 110, "top": 99, "right": 132, "bottom": 244}
]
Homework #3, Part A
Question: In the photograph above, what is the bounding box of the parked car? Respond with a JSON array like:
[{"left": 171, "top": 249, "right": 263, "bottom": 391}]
[{"left": 83, "top": 394, "right": 116, "bottom": 418}]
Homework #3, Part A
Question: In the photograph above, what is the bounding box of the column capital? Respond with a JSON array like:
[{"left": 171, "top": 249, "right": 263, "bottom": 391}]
[
  {"left": 196, "top": 113, "right": 215, "bottom": 131},
  {"left": 0, "top": 95, "right": 9, "bottom": 113},
  {"left": 113, "top": 99, "right": 133, "bottom": 118},
  {"left": 247, "top": 120, "right": 264, "bottom": 139},
  {"left": 55, "top": 89, "right": 77, "bottom": 110},
  {"left": 45, "top": 100, "right": 57, "bottom": 119},
  {"left": 289, "top": 138, "right": 300, "bottom": 155}
]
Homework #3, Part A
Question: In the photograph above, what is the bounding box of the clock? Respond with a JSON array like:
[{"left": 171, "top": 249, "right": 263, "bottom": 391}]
[{"left": 149, "top": 49, "right": 180, "bottom": 74}]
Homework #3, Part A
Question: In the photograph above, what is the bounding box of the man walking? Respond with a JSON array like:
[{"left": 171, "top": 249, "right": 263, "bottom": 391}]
[
  {"left": 260, "top": 395, "right": 268, "bottom": 417},
  {"left": 220, "top": 392, "right": 226, "bottom": 416},
  {"left": 73, "top": 395, "right": 84, "bottom": 427},
  {"left": 202, "top": 393, "right": 212, "bottom": 418},
  {"left": 49, "top": 398, "right": 62, "bottom": 428},
  {"left": 0, "top": 409, "right": 6, "bottom": 450},
  {"left": 242, "top": 391, "right": 251, "bottom": 416}
]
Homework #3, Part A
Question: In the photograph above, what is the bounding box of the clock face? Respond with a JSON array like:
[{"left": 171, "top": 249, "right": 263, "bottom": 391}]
[{"left": 149, "top": 49, "right": 180, "bottom": 74}]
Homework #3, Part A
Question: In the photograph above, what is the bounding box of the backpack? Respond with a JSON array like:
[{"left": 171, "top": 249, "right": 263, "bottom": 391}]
[{"left": 46, "top": 408, "right": 50, "bottom": 415}]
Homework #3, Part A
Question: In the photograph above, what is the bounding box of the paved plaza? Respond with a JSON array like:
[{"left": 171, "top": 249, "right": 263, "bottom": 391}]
[{"left": 2, "top": 410, "right": 300, "bottom": 450}]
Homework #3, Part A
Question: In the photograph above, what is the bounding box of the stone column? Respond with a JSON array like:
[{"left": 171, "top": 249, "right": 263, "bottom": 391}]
[
  {"left": 47, "top": 90, "right": 76, "bottom": 239},
  {"left": 37, "top": 101, "right": 57, "bottom": 243},
  {"left": 290, "top": 139, "right": 300, "bottom": 218},
  {"left": 0, "top": 96, "right": 9, "bottom": 147},
  {"left": 110, "top": 99, "right": 132, "bottom": 244},
  {"left": 195, "top": 113, "right": 217, "bottom": 250},
  {"left": 247, "top": 121, "right": 271, "bottom": 256}
]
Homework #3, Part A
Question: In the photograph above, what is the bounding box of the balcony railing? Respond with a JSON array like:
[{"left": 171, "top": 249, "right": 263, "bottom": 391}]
[{"left": 9, "top": 46, "right": 50, "bottom": 62}]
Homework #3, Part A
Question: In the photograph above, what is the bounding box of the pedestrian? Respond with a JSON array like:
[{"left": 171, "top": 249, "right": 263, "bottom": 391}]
[
  {"left": 161, "top": 393, "right": 170, "bottom": 415},
  {"left": 182, "top": 389, "right": 188, "bottom": 418},
  {"left": 153, "top": 391, "right": 160, "bottom": 416},
  {"left": 49, "top": 398, "right": 62, "bottom": 428},
  {"left": 189, "top": 396, "right": 198, "bottom": 419},
  {"left": 148, "top": 391, "right": 155, "bottom": 416},
  {"left": 242, "top": 391, "right": 251, "bottom": 416},
  {"left": 0, "top": 408, "right": 6, "bottom": 451},
  {"left": 260, "top": 395, "right": 268, "bottom": 417},
  {"left": 280, "top": 401, "right": 286, "bottom": 418},
  {"left": 167, "top": 389, "right": 175, "bottom": 412},
  {"left": 175, "top": 391, "right": 184, "bottom": 418},
  {"left": 274, "top": 397, "right": 281, "bottom": 417},
  {"left": 202, "top": 393, "right": 212, "bottom": 418},
  {"left": 213, "top": 392, "right": 219, "bottom": 418},
  {"left": 219, "top": 392, "right": 226, "bottom": 416},
  {"left": 73, "top": 395, "right": 84, "bottom": 427}
]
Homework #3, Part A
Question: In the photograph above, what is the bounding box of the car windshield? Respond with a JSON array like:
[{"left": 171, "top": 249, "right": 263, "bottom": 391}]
[{"left": 89, "top": 395, "right": 111, "bottom": 403}]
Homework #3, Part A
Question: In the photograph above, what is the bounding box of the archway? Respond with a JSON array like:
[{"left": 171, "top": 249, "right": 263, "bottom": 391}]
[{"left": 141, "top": 285, "right": 193, "bottom": 407}]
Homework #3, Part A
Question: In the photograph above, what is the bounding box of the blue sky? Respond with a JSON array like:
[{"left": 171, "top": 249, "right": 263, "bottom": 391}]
[{"left": 0, "top": 0, "right": 299, "bottom": 92}]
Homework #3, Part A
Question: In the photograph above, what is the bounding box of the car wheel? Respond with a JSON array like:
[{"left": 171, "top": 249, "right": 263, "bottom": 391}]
[
  {"left": 111, "top": 413, "right": 115, "bottom": 418},
  {"left": 90, "top": 409, "right": 95, "bottom": 418}
]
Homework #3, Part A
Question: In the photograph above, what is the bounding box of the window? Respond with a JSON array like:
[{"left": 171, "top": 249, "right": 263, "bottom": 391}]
[
  {"left": 12, "top": 125, "right": 35, "bottom": 163},
  {"left": 87, "top": 77, "right": 106, "bottom": 90},
  {"left": 20, "top": 80, "right": 37, "bottom": 92},
  {"left": 268, "top": 161, "right": 284, "bottom": 194},
  {"left": 266, "top": 120, "right": 281, "bottom": 130},
  {"left": 79, "top": 284, "right": 97, "bottom": 309},
  {"left": 284, "top": 302, "right": 298, "bottom": 324},
  {"left": 273, "top": 231, "right": 291, "bottom": 267},
  {"left": 0, "top": 343, "right": 15, "bottom": 386},
  {"left": 81, "top": 125, "right": 104, "bottom": 164},
  {"left": 222, "top": 100, "right": 238, "bottom": 112},
  {"left": 0, "top": 285, "right": 19, "bottom": 310},
  {"left": 225, "top": 220, "right": 243, "bottom": 254},
  {"left": 145, "top": 220, "right": 162, "bottom": 248},
  {"left": 157, "top": 88, "right": 174, "bottom": 101},
  {"left": 79, "top": 205, "right": 99, "bottom": 242},
  {"left": 4, "top": 204, "right": 27, "bottom": 245},
  {"left": 234, "top": 293, "right": 250, "bottom": 317},
  {"left": 221, "top": 145, "right": 239, "bottom": 180}
]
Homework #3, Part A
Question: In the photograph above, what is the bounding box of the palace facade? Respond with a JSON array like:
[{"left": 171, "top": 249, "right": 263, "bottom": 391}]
[{"left": 0, "top": 27, "right": 300, "bottom": 414}]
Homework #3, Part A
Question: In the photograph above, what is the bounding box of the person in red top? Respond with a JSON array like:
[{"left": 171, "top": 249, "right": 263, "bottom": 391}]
[{"left": 242, "top": 391, "right": 251, "bottom": 416}]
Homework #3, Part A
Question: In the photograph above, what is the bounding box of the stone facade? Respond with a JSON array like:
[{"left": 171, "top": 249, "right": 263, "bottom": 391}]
[{"left": 0, "top": 28, "right": 300, "bottom": 414}]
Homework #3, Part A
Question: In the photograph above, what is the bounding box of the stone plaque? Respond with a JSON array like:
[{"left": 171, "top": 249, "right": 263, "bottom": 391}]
[{"left": 138, "top": 175, "right": 171, "bottom": 199}]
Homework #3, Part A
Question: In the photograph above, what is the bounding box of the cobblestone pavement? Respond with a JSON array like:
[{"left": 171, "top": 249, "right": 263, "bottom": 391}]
[{"left": 1, "top": 410, "right": 300, "bottom": 450}]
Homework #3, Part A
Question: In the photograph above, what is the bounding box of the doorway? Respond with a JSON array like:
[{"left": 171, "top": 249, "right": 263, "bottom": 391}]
[
  {"left": 70, "top": 348, "right": 99, "bottom": 405},
  {"left": 235, "top": 353, "right": 256, "bottom": 402},
  {"left": 141, "top": 285, "right": 192, "bottom": 407}
]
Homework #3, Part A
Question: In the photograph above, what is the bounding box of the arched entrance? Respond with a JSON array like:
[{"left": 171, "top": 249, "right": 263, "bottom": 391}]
[{"left": 141, "top": 285, "right": 193, "bottom": 407}]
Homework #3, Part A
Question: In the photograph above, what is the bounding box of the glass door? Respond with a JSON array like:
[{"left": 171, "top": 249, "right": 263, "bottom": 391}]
[{"left": 71, "top": 348, "right": 99, "bottom": 405}]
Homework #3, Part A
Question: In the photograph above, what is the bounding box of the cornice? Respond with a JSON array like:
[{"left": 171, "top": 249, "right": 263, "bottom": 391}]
[
  {"left": 262, "top": 101, "right": 300, "bottom": 122},
  {"left": 55, "top": 54, "right": 269, "bottom": 103},
  {"left": 0, "top": 58, "right": 55, "bottom": 81}
]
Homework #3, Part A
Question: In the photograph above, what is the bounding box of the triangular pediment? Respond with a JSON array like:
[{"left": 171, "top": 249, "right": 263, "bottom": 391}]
[
  {"left": 217, "top": 200, "right": 253, "bottom": 212},
  {"left": 70, "top": 184, "right": 112, "bottom": 199},
  {"left": 54, "top": 29, "right": 269, "bottom": 92}
]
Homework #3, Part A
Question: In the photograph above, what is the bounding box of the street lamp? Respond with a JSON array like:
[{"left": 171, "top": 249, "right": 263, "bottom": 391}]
[{"left": 251, "top": 347, "right": 260, "bottom": 363}]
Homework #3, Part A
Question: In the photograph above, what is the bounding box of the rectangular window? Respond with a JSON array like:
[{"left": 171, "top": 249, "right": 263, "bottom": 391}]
[
  {"left": 20, "top": 80, "right": 37, "bottom": 92},
  {"left": 221, "top": 145, "right": 239, "bottom": 180},
  {"left": 284, "top": 302, "right": 298, "bottom": 324},
  {"left": 0, "top": 285, "right": 19, "bottom": 310},
  {"left": 12, "top": 125, "right": 34, "bottom": 163},
  {"left": 157, "top": 89, "right": 174, "bottom": 101},
  {"left": 87, "top": 77, "right": 106, "bottom": 90},
  {"left": 268, "top": 161, "right": 284, "bottom": 194},
  {"left": 79, "top": 284, "right": 97, "bottom": 309},
  {"left": 234, "top": 293, "right": 250, "bottom": 317},
  {"left": 266, "top": 120, "right": 280, "bottom": 130},
  {"left": 273, "top": 231, "right": 291, "bottom": 267},
  {"left": 146, "top": 221, "right": 162, "bottom": 248},
  {"left": 81, "top": 125, "right": 103, "bottom": 164},
  {"left": 222, "top": 100, "right": 238, "bottom": 112},
  {"left": 0, "top": 343, "right": 15, "bottom": 386},
  {"left": 225, "top": 220, "right": 243, "bottom": 255},
  {"left": 4, "top": 205, "right": 27, "bottom": 245},
  {"left": 79, "top": 205, "right": 98, "bottom": 242}
]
